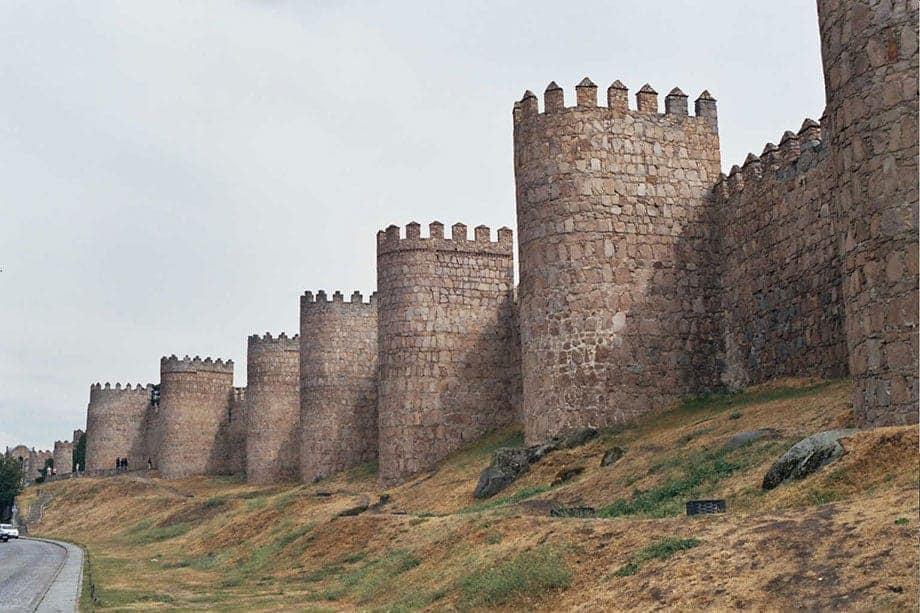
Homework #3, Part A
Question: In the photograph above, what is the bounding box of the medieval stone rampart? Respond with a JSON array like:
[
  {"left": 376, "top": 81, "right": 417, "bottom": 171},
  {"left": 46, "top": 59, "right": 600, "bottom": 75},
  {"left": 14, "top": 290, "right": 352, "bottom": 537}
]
[
  {"left": 300, "top": 290, "right": 378, "bottom": 482},
  {"left": 157, "top": 355, "right": 234, "bottom": 479},
  {"left": 246, "top": 333, "right": 300, "bottom": 484},
  {"left": 513, "top": 80, "right": 723, "bottom": 443},
  {"left": 53, "top": 440, "right": 74, "bottom": 475},
  {"left": 817, "top": 0, "right": 919, "bottom": 426},
  {"left": 376, "top": 222, "right": 517, "bottom": 484},
  {"left": 717, "top": 120, "right": 848, "bottom": 388},
  {"left": 227, "top": 387, "right": 247, "bottom": 474},
  {"left": 85, "top": 382, "right": 153, "bottom": 472}
]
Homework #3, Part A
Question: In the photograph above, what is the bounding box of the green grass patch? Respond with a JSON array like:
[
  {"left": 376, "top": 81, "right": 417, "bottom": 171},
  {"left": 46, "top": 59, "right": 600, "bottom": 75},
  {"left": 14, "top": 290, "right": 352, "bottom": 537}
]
[
  {"left": 728, "top": 411, "right": 743, "bottom": 420},
  {"left": 346, "top": 460, "right": 379, "bottom": 483},
  {"left": 123, "top": 519, "right": 193, "bottom": 544},
  {"left": 600, "top": 448, "right": 742, "bottom": 518},
  {"left": 613, "top": 537, "right": 701, "bottom": 578},
  {"left": 895, "top": 517, "right": 909, "bottom": 525},
  {"left": 203, "top": 496, "right": 226, "bottom": 508},
  {"left": 460, "top": 485, "right": 554, "bottom": 514},
  {"left": 458, "top": 547, "right": 571, "bottom": 608},
  {"left": 332, "top": 549, "right": 422, "bottom": 604},
  {"left": 675, "top": 381, "right": 839, "bottom": 419}
]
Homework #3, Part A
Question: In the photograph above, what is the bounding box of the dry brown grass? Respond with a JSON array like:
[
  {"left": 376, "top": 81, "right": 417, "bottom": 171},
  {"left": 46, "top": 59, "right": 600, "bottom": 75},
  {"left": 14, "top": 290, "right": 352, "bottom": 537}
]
[{"left": 21, "top": 378, "right": 919, "bottom": 611}]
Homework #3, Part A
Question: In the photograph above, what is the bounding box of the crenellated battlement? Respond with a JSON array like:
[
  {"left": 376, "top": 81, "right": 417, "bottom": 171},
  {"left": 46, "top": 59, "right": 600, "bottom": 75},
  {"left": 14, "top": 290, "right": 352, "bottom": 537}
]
[
  {"left": 301, "top": 289, "right": 377, "bottom": 307},
  {"left": 376, "top": 221, "right": 513, "bottom": 257},
  {"left": 90, "top": 382, "right": 153, "bottom": 394},
  {"left": 513, "top": 78, "right": 717, "bottom": 127},
  {"left": 247, "top": 332, "right": 300, "bottom": 351},
  {"left": 160, "top": 354, "right": 234, "bottom": 374},
  {"left": 715, "top": 118, "right": 826, "bottom": 200}
]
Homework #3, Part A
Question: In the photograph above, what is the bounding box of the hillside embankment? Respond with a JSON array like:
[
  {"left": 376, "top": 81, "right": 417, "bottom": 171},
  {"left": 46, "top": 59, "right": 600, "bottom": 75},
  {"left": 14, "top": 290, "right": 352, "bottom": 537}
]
[{"left": 18, "top": 379, "right": 919, "bottom": 611}]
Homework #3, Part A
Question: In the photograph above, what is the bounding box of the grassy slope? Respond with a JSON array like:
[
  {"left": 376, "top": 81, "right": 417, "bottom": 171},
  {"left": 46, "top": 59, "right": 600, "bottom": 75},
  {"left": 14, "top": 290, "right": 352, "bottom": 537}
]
[{"left": 21, "top": 378, "right": 920, "bottom": 611}]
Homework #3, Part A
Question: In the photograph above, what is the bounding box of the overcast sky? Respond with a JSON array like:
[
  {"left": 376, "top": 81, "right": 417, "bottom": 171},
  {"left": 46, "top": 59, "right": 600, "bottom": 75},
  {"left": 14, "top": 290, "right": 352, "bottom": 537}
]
[{"left": 0, "top": 1, "right": 825, "bottom": 450}]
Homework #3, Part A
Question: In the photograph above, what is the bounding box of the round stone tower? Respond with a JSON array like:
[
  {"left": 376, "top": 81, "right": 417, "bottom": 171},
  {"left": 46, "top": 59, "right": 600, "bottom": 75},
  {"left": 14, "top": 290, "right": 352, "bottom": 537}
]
[
  {"left": 513, "top": 79, "right": 723, "bottom": 443},
  {"left": 53, "top": 440, "right": 74, "bottom": 475},
  {"left": 158, "top": 355, "right": 234, "bottom": 479},
  {"left": 817, "top": 0, "right": 919, "bottom": 426},
  {"left": 246, "top": 333, "right": 300, "bottom": 484},
  {"left": 84, "top": 382, "right": 152, "bottom": 473},
  {"left": 376, "top": 221, "right": 517, "bottom": 485},
  {"left": 300, "top": 290, "right": 378, "bottom": 483}
]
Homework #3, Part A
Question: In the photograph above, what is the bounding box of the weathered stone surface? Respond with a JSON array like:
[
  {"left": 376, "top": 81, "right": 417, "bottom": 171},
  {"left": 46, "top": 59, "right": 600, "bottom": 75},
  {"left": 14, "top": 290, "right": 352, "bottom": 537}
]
[
  {"left": 300, "top": 292, "right": 378, "bottom": 483},
  {"left": 377, "top": 223, "right": 519, "bottom": 486},
  {"left": 818, "top": 0, "right": 919, "bottom": 427},
  {"left": 725, "top": 429, "right": 779, "bottom": 450},
  {"left": 601, "top": 447, "right": 625, "bottom": 467},
  {"left": 157, "top": 356, "right": 236, "bottom": 479},
  {"left": 552, "top": 466, "right": 585, "bottom": 485},
  {"left": 85, "top": 383, "right": 153, "bottom": 472},
  {"left": 514, "top": 80, "right": 724, "bottom": 444},
  {"left": 550, "top": 506, "right": 596, "bottom": 518},
  {"left": 762, "top": 429, "right": 857, "bottom": 490},
  {"left": 561, "top": 428, "right": 599, "bottom": 449},
  {"left": 474, "top": 447, "right": 533, "bottom": 499},
  {"left": 246, "top": 333, "right": 300, "bottom": 485}
]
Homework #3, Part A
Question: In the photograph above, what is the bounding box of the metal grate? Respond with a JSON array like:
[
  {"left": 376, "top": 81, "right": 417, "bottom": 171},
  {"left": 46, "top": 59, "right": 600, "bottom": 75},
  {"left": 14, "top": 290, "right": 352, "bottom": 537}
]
[{"left": 686, "top": 499, "right": 726, "bottom": 515}]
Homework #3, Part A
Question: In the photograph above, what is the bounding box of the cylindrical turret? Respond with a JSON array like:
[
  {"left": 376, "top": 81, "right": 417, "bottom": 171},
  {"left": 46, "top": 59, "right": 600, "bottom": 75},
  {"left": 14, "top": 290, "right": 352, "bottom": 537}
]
[
  {"left": 246, "top": 333, "right": 300, "bottom": 484},
  {"left": 300, "top": 290, "right": 378, "bottom": 483},
  {"left": 376, "top": 222, "right": 517, "bottom": 485},
  {"left": 513, "top": 79, "right": 723, "bottom": 444},
  {"left": 817, "top": 0, "right": 919, "bottom": 426},
  {"left": 53, "top": 440, "right": 74, "bottom": 475},
  {"left": 84, "top": 383, "right": 153, "bottom": 473},
  {"left": 158, "top": 355, "right": 234, "bottom": 479}
]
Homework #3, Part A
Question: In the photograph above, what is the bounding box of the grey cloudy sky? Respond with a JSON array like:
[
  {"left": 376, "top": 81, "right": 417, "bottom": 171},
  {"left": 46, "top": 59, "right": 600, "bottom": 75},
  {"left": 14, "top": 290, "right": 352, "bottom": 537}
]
[{"left": 0, "top": 1, "right": 825, "bottom": 450}]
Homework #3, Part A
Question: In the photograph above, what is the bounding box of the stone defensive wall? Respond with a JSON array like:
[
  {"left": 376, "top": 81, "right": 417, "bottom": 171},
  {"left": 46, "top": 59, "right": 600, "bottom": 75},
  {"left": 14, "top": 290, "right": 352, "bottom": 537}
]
[
  {"left": 85, "top": 382, "right": 153, "bottom": 472},
  {"left": 246, "top": 333, "right": 300, "bottom": 484},
  {"left": 513, "top": 79, "right": 724, "bottom": 444},
  {"left": 716, "top": 119, "right": 848, "bottom": 388},
  {"left": 157, "top": 355, "right": 235, "bottom": 479},
  {"left": 53, "top": 440, "right": 74, "bottom": 475},
  {"left": 817, "top": 0, "right": 919, "bottom": 426},
  {"left": 226, "top": 386, "right": 247, "bottom": 475},
  {"left": 300, "top": 290, "right": 378, "bottom": 483},
  {"left": 376, "top": 222, "right": 518, "bottom": 485}
]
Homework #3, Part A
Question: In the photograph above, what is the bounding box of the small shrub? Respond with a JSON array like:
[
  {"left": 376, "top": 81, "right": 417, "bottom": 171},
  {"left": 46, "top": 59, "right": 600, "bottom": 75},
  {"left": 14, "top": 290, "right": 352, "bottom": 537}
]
[
  {"left": 613, "top": 561, "right": 639, "bottom": 577},
  {"left": 458, "top": 547, "right": 571, "bottom": 608},
  {"left": 895, "top": 517, "right": 909, "bottom": 525},
  {"left": 728, "top": 412, "right": 742, "bottom": 420},
  {"left": 611, "top": 537, "right": 701, "bottom": 578},
  {"left": 204, "top": 497, "right": 225, "bottom": 508},
  {"left": 635, "top": 537, "right": 701, "bottom": 562}
]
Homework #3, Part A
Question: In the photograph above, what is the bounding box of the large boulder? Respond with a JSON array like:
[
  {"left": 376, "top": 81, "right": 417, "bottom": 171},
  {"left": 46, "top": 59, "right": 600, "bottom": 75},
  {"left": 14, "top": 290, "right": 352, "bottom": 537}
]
[
  {"left": 474, "top": 447, "right": 534, "bottom": 499},
  {"left": 473, "top": 428, "right": 602, "bottom": 499},
  {"left": 601, "top": 446, "right": 625, "bottom": 467},
  {"left": 762, "top": 429, "right": 858, "bottom": 490}
]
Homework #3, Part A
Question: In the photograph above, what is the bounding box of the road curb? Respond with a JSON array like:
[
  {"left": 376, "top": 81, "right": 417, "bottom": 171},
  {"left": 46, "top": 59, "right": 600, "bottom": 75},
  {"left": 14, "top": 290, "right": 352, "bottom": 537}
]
[{"left": 25, "top": 536, "right": 83, "bottom": 612}]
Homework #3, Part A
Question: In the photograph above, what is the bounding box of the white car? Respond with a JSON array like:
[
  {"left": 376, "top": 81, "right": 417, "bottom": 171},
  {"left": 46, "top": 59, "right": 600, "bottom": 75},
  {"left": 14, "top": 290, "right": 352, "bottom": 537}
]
[{"left": 0, "top": 524, "right": 20, "bottom": 540}]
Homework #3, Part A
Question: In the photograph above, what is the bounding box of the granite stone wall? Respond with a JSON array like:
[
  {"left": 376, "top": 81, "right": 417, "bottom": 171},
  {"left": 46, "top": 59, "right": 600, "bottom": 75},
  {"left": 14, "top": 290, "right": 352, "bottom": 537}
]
[
  {"left": 53, "top": 440, "right": 74, "bottom": 475},
  {"left": 818, "top": 0, "right": 919, "bottom": 426},
  {"left": 300, "top": 290, "right": 378, "bottom": 483},
  {"left": 246, "top": 333, "right": 300, "bottom": 484},
  {"left": 376, "top": 222, "right": 517, "bottom": 485},
  {"left": 226, "top": 387, "right": 247, "bottom": 475},
  {"left": 84, "top": 383, "right": 152, "bottom": 472},
  {"left": 513, "top": 80, "right": 723, "bottom": 444},
  {"left": 157, "top": 355, "right": 234, "bottom": 479},
  {"left": 717, "top": 121, "right": 848, "bottom": 388}
]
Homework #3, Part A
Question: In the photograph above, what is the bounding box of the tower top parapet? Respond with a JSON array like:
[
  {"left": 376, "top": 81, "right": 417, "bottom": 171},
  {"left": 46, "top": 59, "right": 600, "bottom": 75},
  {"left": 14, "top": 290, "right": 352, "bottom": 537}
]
[
  {"left": 160, "top": 354, "right": 234, "bottom": 374},
  {"left": 376, "top": 221, "right": 513, "bottom": 257},
  {"left": 513, "top": 77, "right": 717, "bottom": 126}
]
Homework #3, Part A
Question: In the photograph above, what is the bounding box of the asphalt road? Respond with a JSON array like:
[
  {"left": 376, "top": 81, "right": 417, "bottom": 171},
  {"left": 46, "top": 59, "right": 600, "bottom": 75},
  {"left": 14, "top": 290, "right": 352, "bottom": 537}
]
[{"left": 0, "top": 538, "right": 66, "bottom": 612}]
